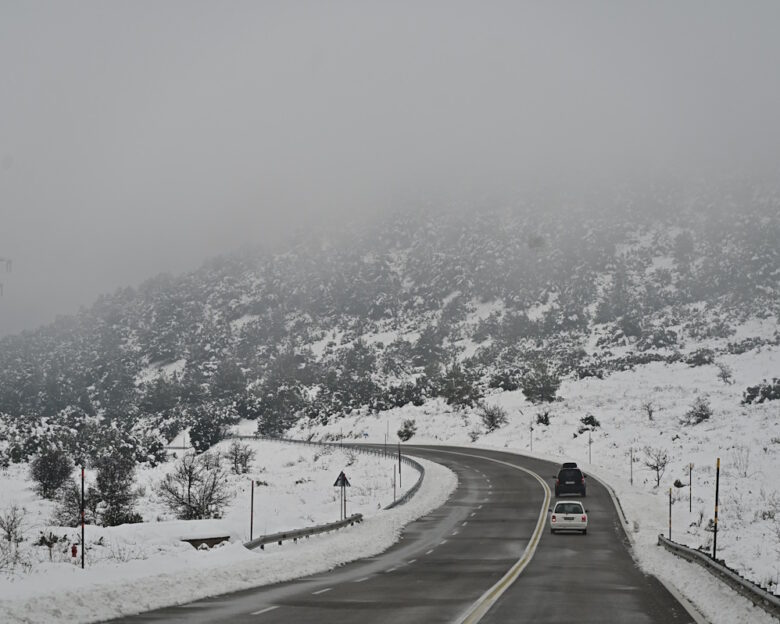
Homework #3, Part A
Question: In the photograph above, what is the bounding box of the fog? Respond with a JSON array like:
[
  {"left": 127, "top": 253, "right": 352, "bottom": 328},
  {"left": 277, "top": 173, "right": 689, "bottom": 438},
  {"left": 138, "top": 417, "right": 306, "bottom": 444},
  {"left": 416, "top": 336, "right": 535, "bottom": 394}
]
[{"left": 1, "top": 1, "right": 779, "bottom": 336}]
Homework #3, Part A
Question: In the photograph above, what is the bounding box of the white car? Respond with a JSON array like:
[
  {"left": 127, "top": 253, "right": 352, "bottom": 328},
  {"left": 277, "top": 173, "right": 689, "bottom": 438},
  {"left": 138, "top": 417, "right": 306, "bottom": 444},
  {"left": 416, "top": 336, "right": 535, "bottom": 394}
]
[{"left": 549, "top": 500, "right": 588, "bottom": 534}]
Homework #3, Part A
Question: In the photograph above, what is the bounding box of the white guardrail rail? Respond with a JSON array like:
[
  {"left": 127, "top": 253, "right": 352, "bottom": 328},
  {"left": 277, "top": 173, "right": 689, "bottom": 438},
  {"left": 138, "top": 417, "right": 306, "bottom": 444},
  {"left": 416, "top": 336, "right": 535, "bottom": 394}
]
[
  {"left": 237, "top": 436, "right": 425, "bottom": 550},
  {"left": 657, "top": 534, "right": 780, "bottom": 620}
]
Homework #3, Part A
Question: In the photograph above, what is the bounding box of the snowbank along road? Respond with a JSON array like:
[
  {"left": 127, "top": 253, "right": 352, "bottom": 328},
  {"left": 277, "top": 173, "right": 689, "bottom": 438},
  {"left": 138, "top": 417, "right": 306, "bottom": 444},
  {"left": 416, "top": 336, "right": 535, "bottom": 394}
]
[{"left": 110, "top": 446, "right": 697, "bottom": 624}]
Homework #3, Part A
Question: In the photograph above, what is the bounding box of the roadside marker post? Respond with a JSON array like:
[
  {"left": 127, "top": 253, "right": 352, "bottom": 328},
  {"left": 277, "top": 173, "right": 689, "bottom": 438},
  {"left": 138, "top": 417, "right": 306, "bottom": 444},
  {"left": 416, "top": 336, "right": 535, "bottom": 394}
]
[
  {"left": 713, "top": 458, "right": 720, "bottom": 560},
  {"left": 689, "top": 463, "right": 694, "bottom": 513},
  {"left": 81, "top": 465, "right": 85, "bottom": 569},
  {"left": 250, "top": 479, "right": 255, "bottom": 542}
]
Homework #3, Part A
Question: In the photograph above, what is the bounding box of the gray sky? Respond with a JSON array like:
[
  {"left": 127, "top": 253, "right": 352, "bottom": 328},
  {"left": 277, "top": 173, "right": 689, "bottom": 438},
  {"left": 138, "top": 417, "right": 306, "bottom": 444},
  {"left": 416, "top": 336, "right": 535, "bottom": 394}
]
[{"left": 1, "top": 1, "right": 780, "bottom": 336}]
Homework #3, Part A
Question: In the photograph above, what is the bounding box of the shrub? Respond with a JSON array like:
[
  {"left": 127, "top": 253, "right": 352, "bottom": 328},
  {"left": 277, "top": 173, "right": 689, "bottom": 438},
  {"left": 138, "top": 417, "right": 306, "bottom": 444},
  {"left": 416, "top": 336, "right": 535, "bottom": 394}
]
[
  {"left": 479, "top": 404, "right": 508, "bottom": 433},
  {"left": 579, "top": 414, "right": 600, "bottom": 430},
  {"left": 682, "top": 396, "right": 712, "bottom": 425},
  {"left": 397, "top": 419, "right": 417, "bottom": 442},
  {"left": 686, "top": 348, "right": 715, "bottom": 367},
  {"left": 742, "top": 378, "right": 780, "bottom": 404},
  {"left": 30, "top": 448, "right": 73, "bottom": 500},
  {"left": 536, "top": 410, "right": 551, "bottom": 426}
]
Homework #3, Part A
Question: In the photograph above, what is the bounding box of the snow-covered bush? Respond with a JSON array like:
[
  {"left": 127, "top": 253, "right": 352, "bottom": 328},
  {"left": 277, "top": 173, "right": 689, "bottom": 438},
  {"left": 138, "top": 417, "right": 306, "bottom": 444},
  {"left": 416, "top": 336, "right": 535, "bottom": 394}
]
[
  {"left": 681, "top": 396, "right": 713, "bottom": 425},
  {"left": 479, "top": 404, "right": 508, "bottom": 433}
]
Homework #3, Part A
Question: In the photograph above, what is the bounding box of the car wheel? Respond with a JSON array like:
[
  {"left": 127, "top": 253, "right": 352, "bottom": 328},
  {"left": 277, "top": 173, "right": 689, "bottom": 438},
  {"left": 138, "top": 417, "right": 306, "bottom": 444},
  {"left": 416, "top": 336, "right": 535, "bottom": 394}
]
[
  {"left": 581, "top": 491, "right": 586, "bottom": 497},
  {"left": 550, "top": 529, "right": 556, "bottom": 534},
  {"left": 582, "top": 529, "right": 587, "bottom": 535}
]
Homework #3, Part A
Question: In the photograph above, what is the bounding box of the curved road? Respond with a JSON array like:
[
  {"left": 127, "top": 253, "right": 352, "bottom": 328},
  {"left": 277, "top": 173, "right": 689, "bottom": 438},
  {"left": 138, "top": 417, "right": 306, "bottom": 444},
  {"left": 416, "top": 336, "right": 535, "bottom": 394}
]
[{"left": 110, "top": 446, "right": 695, "bottom": 624}]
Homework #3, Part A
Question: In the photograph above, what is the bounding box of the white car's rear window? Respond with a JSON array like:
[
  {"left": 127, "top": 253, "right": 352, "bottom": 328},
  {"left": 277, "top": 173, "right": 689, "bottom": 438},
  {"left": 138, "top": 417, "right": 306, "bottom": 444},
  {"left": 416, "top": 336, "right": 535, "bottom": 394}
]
[{"left": 554, "top": 503, "right": 584, "bottom": 514}]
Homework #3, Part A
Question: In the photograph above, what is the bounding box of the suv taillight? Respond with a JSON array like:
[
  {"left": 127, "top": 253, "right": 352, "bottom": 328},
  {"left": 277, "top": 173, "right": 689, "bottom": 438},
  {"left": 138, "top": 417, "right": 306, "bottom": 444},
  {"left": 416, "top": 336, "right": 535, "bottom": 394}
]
[
  {"left": 581, "top": 515, "right": 587, "bottom": 522},
  {"left": 551, "top": 515, "right": 557, "bottom": 523}
]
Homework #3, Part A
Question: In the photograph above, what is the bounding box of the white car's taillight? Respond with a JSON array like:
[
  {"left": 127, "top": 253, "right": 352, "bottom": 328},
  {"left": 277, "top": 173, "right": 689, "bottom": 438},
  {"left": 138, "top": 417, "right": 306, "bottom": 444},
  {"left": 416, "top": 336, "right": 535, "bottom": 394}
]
[{"left": 581, "top": 515, "right": 587, "bottom": 522}]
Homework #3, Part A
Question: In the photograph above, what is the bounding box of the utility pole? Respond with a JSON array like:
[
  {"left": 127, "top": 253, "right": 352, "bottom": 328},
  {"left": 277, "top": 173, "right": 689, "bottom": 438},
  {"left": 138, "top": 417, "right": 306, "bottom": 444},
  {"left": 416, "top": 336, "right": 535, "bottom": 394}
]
[
  {"left": 630, "top": 447, "right": 634, "bottom": 485},
  {"left": 588, "top": 431, "right": 592, "bottom": 464}
]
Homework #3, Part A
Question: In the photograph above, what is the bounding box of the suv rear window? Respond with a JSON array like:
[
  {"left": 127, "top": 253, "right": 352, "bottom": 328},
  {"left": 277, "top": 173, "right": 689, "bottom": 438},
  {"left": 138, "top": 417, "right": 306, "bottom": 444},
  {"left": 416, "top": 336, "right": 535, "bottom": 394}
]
[{"left": 558, "top": 468, "right": 582, "bottom": 481}]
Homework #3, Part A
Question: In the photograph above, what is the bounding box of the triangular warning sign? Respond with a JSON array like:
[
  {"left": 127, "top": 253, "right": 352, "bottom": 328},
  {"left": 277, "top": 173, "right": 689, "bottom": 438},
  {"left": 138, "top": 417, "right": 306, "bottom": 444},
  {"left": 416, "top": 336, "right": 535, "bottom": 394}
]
[{"left": 334, "top": 471, "right": 351, "bottom": 487}]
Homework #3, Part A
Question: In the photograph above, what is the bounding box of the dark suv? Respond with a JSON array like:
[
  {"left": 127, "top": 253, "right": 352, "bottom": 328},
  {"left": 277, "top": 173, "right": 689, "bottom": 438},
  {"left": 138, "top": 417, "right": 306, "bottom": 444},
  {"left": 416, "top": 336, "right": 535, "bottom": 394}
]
[{"left": 555, "top": 466, "right": 586, "bottom": 497}]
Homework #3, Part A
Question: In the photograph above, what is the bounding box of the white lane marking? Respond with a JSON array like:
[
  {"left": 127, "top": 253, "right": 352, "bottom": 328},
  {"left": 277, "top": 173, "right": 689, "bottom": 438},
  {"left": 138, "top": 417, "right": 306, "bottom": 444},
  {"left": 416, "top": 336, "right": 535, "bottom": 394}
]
[
  {"left": 441, "top": 539, "right": 449, "bottom": 544},
  {"left": 452, "top": 530, "right": 459, "bottom": 535},
  {"left": 251, "top": 606, "right": 279, "bottom": 615},
  {"left": 471, "top": 512, "right": 476, "bottom": 517},
  {"left": 478, "top": 505, "right": 483, "bottom": 509},
  {"left": 407, "top": 559, "right": 417, "bottom": 564},
  {"left": 312, "top": 587, "right": 332, "bottom": 595},
  {"left": 462, "top": 521, "right": 469, "bottom": 526},
  {"left": 354, "top": 577, "right": 371, "bottom": 583},
  {"left": 426, "top": 549, "right": 434, "bottom": 555},
  {"left": 386, "top": 567, "right": 397, "bottom": 573}
]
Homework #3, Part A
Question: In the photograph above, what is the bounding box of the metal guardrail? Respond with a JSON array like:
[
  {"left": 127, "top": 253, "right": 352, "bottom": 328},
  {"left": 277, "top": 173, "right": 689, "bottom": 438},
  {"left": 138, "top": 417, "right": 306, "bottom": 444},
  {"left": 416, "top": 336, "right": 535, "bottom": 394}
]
[
  {"left": 245, "top": 514, "right": 363, "bottom": 550},
  {"left": 658, "top": 534, "right": 780, "bottom": 620},
  {"left": 238, "top": 436, "right": 425, "bottom": 550}
]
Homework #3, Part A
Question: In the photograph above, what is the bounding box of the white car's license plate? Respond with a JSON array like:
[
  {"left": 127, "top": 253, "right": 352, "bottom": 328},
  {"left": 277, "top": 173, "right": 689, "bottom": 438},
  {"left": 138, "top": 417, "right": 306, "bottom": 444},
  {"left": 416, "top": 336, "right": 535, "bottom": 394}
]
[{"left": 563, "top": 516, "right": 574, "bottom": 520}]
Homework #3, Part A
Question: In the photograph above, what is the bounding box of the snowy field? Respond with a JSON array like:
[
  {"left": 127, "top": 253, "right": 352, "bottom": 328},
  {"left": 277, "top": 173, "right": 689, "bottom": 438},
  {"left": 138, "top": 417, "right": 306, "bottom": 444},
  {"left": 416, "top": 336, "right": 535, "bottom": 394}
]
[{"left": 0, "top": 440, "right": 455, "bottom": 623}]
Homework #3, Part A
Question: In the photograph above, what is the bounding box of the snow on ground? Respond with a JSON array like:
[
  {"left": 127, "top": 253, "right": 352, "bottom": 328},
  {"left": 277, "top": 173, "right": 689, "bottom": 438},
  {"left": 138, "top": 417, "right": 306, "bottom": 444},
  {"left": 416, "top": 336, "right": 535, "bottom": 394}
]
[
  {"left": 0, "top": 441, "right": 454, "bottom": 623},
  {"left": 300, "top": 342, "right": 780, "bottom": 624},
  {"left": 1, "top": 328, "right": 778, "bottom": 623}
]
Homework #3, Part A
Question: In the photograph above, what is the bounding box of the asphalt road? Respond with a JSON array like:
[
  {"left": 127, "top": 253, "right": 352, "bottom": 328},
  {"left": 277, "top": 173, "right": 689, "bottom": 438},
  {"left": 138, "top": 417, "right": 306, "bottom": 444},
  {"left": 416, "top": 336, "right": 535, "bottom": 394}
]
[{"left": 108, "top": 446, "right": 695, "bottom": 624}]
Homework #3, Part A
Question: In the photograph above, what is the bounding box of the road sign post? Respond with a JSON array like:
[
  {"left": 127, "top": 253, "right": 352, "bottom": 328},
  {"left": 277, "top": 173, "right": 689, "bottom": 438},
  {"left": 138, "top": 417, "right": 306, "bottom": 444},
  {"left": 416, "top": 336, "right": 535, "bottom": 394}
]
[{"left": 334, "top": 471, "right": 351, "bottom": 521}]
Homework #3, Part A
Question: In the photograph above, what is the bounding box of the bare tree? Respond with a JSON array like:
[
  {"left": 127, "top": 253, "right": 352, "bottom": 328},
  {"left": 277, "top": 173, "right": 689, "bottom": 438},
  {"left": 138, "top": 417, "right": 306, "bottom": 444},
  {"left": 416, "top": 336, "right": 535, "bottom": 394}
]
[
  {"left": 640, "top": 401, "right": 655, "bottom": 421},
  {"left": 227, "top": 441, "right": 256, "bottom": 475},
  {"left": 716, "top": 362, "right": 734, "bottom": 385},
  {"left": 157, "top": 453, "right": 233, "bottom": 520},
  {"left": 643, "top": 446, "right": 670, "bottom": 488}
]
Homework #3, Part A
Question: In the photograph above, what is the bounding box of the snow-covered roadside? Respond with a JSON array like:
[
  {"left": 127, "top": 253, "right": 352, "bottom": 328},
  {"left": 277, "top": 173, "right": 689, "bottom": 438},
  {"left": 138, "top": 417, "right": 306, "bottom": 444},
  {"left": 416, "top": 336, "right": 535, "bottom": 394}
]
[
  {"left": 298, "top": 341, "right": 779, "bottom": 624},
  {"left": 0, "top": 456, "right": 456, "bottom": 624}
]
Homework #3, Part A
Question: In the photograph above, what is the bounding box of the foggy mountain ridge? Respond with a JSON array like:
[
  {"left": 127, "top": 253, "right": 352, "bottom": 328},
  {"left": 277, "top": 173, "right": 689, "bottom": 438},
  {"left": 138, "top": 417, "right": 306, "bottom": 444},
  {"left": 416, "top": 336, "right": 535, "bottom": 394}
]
[{"left": 0, "top": 183, "right": 778, "bottom": 464}]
